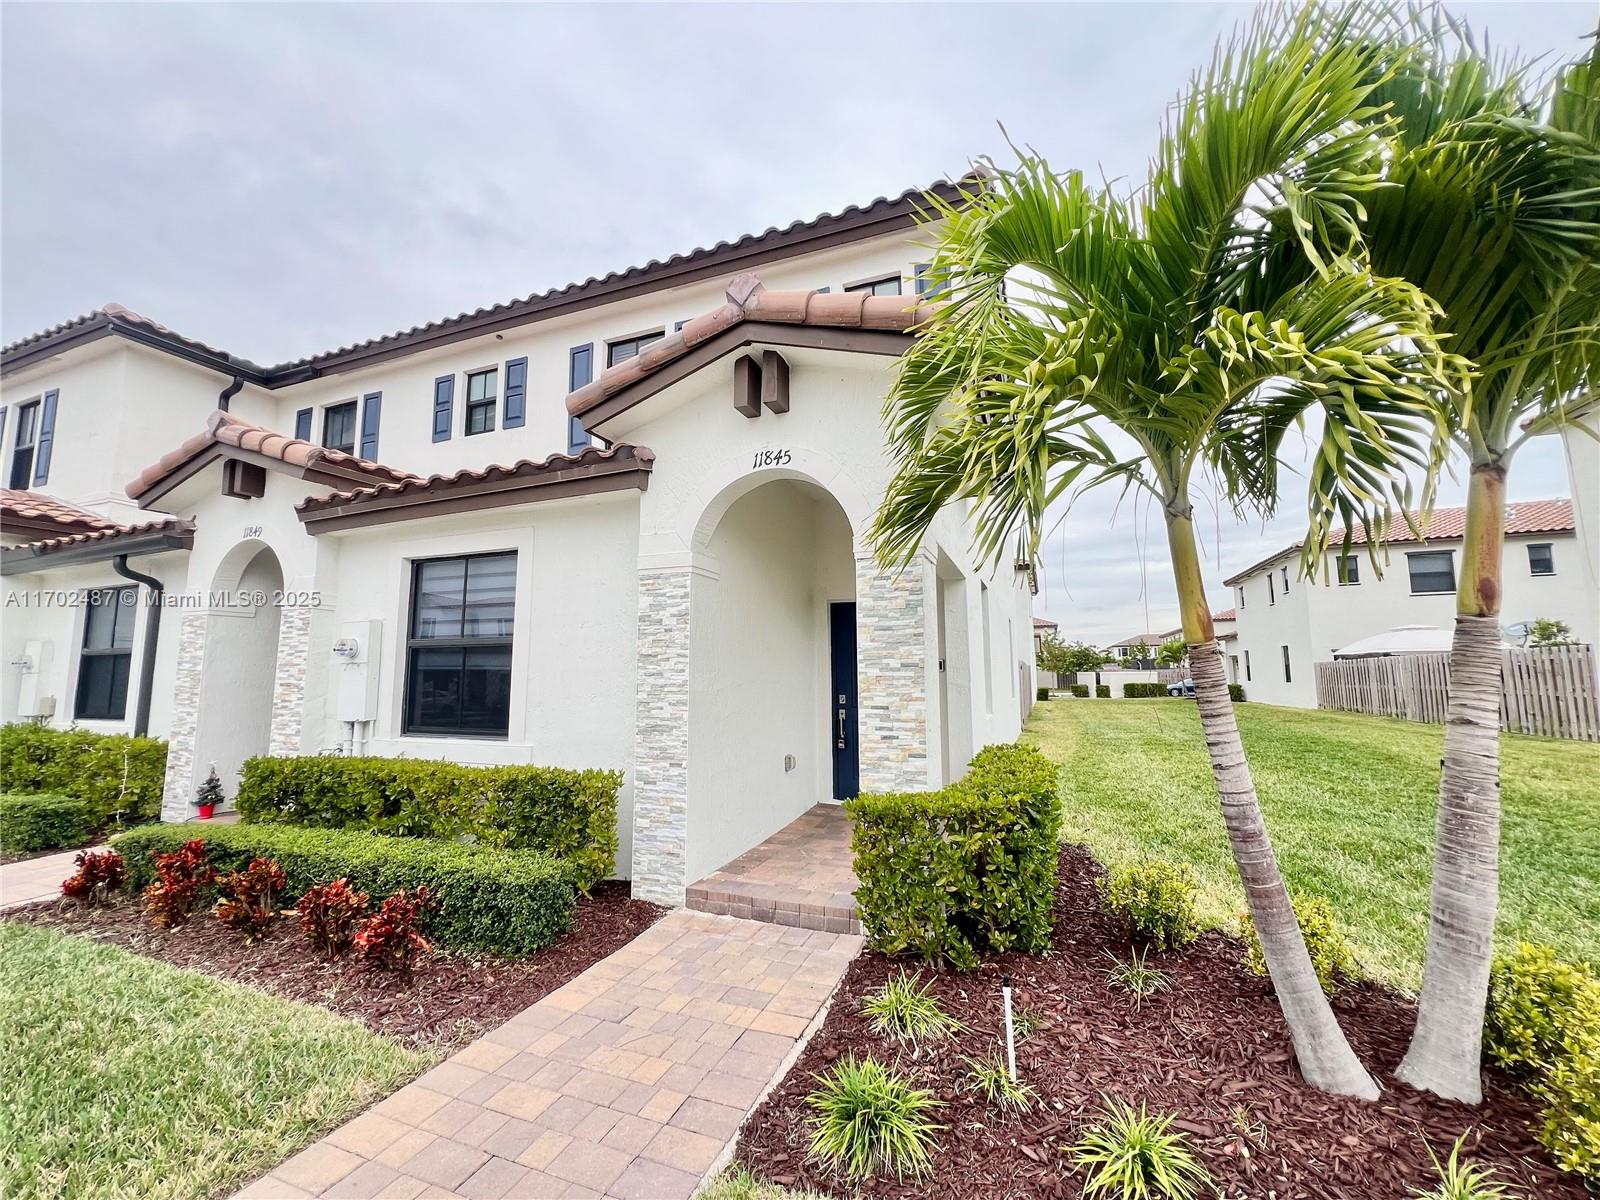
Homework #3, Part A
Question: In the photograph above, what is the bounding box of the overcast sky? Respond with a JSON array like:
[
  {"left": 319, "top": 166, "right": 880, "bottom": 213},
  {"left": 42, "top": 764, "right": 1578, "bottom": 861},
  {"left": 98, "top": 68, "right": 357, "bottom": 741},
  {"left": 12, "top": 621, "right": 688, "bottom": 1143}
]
[{"left": 4, "top": 2, "right": 1594, "bottom": 643}]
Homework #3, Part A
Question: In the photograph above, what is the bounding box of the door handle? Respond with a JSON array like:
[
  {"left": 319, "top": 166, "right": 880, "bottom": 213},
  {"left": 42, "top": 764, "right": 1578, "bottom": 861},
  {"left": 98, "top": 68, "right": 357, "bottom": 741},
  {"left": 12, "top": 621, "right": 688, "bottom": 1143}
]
[{"left": 837, "top": 707, "right": 847, "bottom": 748}]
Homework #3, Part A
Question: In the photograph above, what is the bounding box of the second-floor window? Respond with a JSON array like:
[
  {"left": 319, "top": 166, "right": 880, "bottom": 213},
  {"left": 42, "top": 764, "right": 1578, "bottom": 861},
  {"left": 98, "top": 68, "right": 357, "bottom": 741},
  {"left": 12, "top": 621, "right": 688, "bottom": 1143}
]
[
  {"left": 10, "top": 399, "right": 39, "bottom": 488},
  {"left": 1281, "top": 644, "right": 1292, "bottom": 684},
  {"left": 322, "top": 401, "right": 357, "bottom": 455},
  {"left": 607, "top": 332, "right": 663, "bottom": 367},
  {"left": 465, "top": 369, "right": 497, "bottom": 435},
  {"left": 845, "top": 275, "right": 902, "bottom": 297},
  {"left": 1337, "top": 555, "right": 1360, "bottom": 585},
  {"left": 1407, "top": 550, "right": 1456, "bottom": 595},
  {"left": 405, "top": 552, "right": 516, "bottom": 737},
  {"left": 76, "top": 587, "right": 136, "bottom": 720},
  {"left": 1528, "top": 543, "right": 1555, "bottom": 575},
  {"left": 1280, "top": 566, "right": 1289, "bottom": 594},
  {"left": 1268, "top": 573, "right": 1276, "bottom": 605}
]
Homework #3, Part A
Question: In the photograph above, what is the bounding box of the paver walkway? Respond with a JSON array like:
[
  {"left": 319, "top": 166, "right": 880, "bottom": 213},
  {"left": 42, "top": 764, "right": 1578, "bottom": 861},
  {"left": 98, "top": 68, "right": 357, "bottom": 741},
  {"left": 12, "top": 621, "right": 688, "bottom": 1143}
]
[
  {"left": 0, "top": 844, "right": 102, "bottom": 909},
  {"left": 686, "top": 805, "right": 859, "bottom": 934},
  {"left": 238, "top": 910, "right": 862, "bottom": 1200}
]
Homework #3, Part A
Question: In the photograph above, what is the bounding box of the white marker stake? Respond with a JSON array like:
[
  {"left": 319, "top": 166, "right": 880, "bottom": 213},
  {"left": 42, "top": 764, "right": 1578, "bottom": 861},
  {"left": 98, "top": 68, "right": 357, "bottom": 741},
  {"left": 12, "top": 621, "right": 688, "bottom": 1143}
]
[{"left": 1002, "top": 974, "right": 1017, "bottom": 1083}]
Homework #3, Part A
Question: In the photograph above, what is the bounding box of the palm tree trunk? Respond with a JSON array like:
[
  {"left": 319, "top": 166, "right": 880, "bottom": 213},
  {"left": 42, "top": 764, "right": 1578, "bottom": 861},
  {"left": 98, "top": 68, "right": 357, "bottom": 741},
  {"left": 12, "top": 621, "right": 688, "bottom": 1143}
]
[
  {"left": 1398, "top": 463, "right": 1507, "bottom": 1103},
  {"left": 1167, "top": 509, "right": 1379, "bottom": 1099}
]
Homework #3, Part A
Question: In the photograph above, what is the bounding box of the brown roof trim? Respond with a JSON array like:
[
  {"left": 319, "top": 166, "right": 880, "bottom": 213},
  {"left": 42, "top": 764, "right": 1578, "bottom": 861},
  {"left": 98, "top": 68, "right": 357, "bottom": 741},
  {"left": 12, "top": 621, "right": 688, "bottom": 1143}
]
[
  {"left": 128, "top": 410, "right": 419, "bottom": 507},
  {"left": 1, "top": 517, "right": 194, "bottom": 574},
  {"left": 296, "top": 443, "right": 654, "bottom": 534},
  {"left": 3, "top": 177, "right": 980, "bottom": 384},
  {"left": 569, "top": 272, "right": 927, "bottom": 429},
  {"left": 1220, "top": 498, "right": 1576, "bottom": 586}
]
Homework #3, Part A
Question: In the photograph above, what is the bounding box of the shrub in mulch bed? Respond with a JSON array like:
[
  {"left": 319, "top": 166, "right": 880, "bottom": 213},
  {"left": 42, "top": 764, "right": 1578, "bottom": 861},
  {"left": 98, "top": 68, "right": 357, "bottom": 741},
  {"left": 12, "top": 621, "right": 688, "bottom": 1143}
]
[
  {"left": 734, "top": 846, "right": 1583, "bottom": 1199},
  {"left": 3, "top": 881, "right": 665, "bottom": 1050}
]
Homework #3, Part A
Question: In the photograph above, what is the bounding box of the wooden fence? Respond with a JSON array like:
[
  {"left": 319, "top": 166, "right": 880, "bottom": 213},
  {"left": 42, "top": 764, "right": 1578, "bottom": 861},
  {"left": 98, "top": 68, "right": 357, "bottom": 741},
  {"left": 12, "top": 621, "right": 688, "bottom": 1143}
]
[{"left": 1314, "top": 644, "right": 1600, "bottom": 741}]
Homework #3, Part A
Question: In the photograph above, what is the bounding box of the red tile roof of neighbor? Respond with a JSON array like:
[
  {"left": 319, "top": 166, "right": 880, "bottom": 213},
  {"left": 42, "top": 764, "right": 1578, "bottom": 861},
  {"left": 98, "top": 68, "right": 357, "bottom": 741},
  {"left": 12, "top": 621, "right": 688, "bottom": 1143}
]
[
  {"left": 1222, "top": 499, "right": 1575, "bottom": 586},
  {"left": 126, "top": 410, "right": 420, "bottom": 501},
  {"left": 3, "top": 176, "right": 981, "bottom": 381},
  {"left": 1213, "top": 608, "right": 1236, "bottom": 621},
  {"left": 1033, "top": 617, "right": 1058, "bottom": 629},
  {"left": 566, "top": 272, "right": 935, "bottom": 417}
]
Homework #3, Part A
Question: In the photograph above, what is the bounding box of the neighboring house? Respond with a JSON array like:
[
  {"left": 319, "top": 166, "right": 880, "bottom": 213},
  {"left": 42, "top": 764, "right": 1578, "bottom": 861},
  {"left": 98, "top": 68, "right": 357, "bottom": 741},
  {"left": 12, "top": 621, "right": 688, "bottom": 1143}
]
[
  {"left": 0, "top": 177, "right": 1038, "bottom": 906},
  {"left": 1223, "top": 493, "right": 1596, "bottom": 709},
  {"left": 1031, "top": 616, "right": 1057, "bottom": 656},
  {"left": 1104, "top": 630, "right": 1178, "bottom": 669}
]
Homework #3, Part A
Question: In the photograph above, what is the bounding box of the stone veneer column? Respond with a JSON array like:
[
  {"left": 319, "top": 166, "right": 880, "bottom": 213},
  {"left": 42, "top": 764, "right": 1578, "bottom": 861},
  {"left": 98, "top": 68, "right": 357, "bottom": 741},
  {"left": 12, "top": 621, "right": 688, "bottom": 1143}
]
[
  {"left": 160, "top": 612, "right": 209, "bottom": 822},
  {"left": 630, "top": 569, "right": 693, "bottom": 905},
  {"left": 268, "top": 604, "right": 313, "bottom": 756},
  {"left": 855, "top": 553, "right": 932, "bottom": 793}
]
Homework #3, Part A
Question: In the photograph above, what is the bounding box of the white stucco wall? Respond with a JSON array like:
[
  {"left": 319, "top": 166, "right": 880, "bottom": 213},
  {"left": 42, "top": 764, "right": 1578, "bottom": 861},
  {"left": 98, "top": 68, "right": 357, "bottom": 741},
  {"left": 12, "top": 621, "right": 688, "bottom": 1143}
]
[{"left": 1231, "top": 530, "right": 1595, "bottom": 709}]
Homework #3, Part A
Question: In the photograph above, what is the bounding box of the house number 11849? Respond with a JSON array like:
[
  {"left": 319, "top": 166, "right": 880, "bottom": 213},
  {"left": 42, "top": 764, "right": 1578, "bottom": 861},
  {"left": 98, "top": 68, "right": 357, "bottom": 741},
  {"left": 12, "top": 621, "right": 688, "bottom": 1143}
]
[{"left": 751, "top": 448, "right": 791, "bottom": 469}]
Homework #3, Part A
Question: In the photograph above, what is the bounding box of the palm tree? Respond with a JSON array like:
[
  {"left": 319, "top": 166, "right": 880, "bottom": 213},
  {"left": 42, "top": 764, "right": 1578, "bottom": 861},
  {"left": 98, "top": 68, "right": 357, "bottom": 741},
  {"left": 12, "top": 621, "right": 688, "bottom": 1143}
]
[
  {"left": 1354, "top": 22, "right": 1600, "bottom": 1103},
  {"left": 873, "top": 4, "right": 1461, "bottom": 1099}
]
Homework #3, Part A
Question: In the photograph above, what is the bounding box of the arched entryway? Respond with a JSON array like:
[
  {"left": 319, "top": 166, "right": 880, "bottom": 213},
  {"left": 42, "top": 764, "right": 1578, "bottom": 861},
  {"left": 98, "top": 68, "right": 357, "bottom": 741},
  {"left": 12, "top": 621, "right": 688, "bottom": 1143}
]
[
  {"left": 191, "top": 541, "right": 284, "bottom": 802},
  {"left": 684, "top": 476, "right": 856, "bottom": 882}
]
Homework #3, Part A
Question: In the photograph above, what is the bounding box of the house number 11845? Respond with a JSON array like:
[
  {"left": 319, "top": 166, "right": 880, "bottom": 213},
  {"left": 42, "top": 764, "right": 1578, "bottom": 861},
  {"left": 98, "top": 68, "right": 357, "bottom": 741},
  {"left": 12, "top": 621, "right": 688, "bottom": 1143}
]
[{"left": 751, "top": 448, "right": 791, "bottom": 469}]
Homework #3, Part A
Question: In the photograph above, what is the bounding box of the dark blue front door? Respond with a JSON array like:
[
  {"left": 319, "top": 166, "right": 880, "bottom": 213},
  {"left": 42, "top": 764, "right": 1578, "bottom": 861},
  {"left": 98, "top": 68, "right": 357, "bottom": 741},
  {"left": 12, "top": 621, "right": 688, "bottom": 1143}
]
[{"left": 829, "top": 602, "right": 859, "bottom": 800}]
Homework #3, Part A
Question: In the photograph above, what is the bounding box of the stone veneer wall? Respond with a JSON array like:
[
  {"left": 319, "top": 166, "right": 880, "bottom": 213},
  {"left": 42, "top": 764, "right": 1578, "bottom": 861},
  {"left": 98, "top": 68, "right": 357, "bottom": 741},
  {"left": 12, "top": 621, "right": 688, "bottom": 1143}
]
[
  {"left": 855, "top": 554, "right": 930, "bottom": 793},
  {"left": 268, "top": 604, "right": 312, "bottom": 756},
  {"left": 630, "top": 569, "right": 693, "bottom": 905},
  {"left": 159, "top": 612, "right": 209, "bottom": 822}
]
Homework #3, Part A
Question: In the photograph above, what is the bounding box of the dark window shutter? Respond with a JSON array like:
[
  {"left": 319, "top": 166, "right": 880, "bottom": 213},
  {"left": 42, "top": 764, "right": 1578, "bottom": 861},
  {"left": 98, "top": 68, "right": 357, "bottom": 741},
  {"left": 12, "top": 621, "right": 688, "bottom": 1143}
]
[
  {"left": 32, "top": 389, "right": 58, "bottom": 485},
  {"left": 0, "top": 406, "right": 7, "bottom": 453},
  {"left": 567, "top": 344, "right": 593, "bottom": 455},
  {"left": 432, "top": 376, "right": 454, "bottom": 443},
  {"left": 503, "top": 357, "right": 527, "bottom": 429},
  {"left": 359, "top": 392, "right": 382, "bottom": 459},
  {"left": 294, "top": 408, "right": 313, "bottom": 440}
]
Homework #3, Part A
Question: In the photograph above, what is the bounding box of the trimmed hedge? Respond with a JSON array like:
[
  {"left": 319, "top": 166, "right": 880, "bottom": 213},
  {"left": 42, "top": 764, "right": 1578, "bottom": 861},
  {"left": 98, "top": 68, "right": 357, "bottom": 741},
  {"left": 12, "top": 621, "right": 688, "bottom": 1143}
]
[
  {"left": 1070, "top": 685, "right": 1090, "bottom": 698},
  {"left": 0, "top": 794, "right": 93, "bottom": 854},
  {"left": 112, "top": 823, "right": 575, "bottom": 957},
  {"left": 1095, "top": 685, "right": 1111, "bottom": 698},
  {"left": 0, "top": 724, "right": 166, "bottom": 825},
  {"left": 235, "top": 755, "right": 620, "bottom": 889},
  {"left": 1036, "top": 686, "right": 1050, "bottom": 701},
  {"left": 1229, "top": 684, "right": 1246, "bottom": 702},
  {"left": 1122, "top": 683, "right": 1167, "bottom": 699},
  {"left": 846, "top": 743, "right": 1063, "bottom": 971}
]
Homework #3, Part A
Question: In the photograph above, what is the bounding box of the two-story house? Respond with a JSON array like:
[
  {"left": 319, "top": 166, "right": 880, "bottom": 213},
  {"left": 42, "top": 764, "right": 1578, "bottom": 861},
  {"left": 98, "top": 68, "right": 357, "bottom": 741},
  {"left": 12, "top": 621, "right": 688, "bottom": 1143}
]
[
  {"left": 0, "top": 177, "right": 1037, "bottom": 905},
  {"left": 1223, "top": 488, "right": 1596, "bottom": 709}
]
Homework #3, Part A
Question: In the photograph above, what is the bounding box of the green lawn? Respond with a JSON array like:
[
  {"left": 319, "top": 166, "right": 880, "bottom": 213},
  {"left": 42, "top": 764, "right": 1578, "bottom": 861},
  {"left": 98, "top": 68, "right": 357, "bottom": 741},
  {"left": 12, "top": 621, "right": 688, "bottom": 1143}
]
[
  {"left": 0, "top": 923, "right": 428, "bottom": 1200},
  {"left": 1025, "top": 699, "right": 1600, "bottom": 991}
]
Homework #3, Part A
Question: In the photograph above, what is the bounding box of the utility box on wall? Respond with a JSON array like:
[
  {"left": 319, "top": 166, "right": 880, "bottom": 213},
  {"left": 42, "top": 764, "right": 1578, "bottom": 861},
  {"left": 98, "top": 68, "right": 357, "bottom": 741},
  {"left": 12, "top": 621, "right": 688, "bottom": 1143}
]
[
  {"left": 14, "top": 639, "right": 55, "bottom": 719},
  {"left": 333, "top": 621, "right": 381, "bottom": 722}
]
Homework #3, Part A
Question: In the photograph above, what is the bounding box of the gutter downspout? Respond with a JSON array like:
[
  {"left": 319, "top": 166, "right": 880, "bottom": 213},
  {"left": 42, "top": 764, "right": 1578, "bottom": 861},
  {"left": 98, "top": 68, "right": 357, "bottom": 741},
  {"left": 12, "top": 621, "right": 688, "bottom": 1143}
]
[
  {"left": 111, "top": 554, "right": 162, "bottom": 737},
  {"left": 218, "top": 375, "right": 244, "bottom": 413}
]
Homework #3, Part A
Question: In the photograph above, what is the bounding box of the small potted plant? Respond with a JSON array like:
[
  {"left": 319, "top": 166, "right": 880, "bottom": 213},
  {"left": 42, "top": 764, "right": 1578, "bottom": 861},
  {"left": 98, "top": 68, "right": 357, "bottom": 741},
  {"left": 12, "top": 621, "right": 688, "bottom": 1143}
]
[{"left": 193, "top": 768, "right": 225, "bottom": 820}]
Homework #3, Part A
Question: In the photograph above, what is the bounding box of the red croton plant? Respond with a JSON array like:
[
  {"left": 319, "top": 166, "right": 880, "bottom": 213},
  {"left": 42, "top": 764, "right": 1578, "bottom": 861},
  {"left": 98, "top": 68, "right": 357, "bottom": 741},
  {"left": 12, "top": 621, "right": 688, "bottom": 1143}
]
[
  {"left": 60, "top": 849, "right": 125, "bottom": 907},
  {"left": 214, "top": 856, "right": 288, "bottom": 942},
  {"left": 295, "top": 878, "right": 370, "bottom": 959},
  {"left": 142, "top": 839, "right": 216, "bottom": 928},
  {"left": 353, "top": 886, "right": 436, "bottom": 979}
]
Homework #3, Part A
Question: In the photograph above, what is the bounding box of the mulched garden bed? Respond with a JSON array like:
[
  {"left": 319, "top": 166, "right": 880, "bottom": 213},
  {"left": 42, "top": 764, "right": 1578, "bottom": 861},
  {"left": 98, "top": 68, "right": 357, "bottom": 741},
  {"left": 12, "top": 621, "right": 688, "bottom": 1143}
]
[
  {"left": 5, "top": 880, "right": 665, "bottom": 1051},
  {"left": 735, "top": 845, "right": 1580, "bottom": 1199}
]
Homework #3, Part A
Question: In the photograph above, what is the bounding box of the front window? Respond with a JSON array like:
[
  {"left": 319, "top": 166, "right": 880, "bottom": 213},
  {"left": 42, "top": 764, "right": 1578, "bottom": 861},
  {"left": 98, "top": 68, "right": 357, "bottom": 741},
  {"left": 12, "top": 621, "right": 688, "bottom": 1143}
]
[
  {"left": 10, "top": 399, "right": 39, "bottom": 488},
  {"left": 1280, "top": 566, "right": 1289, "bottom": 594},
  {"left": 606, "top": 332, "right": 664, "bottom": 367},
  {"left": 76, "top": 587, "right": 136, "bottom": 720},
  {"left": 405, "top": 552, "right": 515, "bottom": 737},
  {"left": 322, "top": 401, "right": 357, "bottom": 454},
  {"left": 1281, "top": 644, "right": 1292, "bottom": 684},
  {"left": 465, "top": 369, "right": 497, "bottom": 435},
  {"left": 845, "top": 275, "right": 902, "bottom": 297},
  {"left": 1407, "top": 550, "right": 1456, "bottom": 595},
  {"left": 1528, "top": 543, "right": 1555, "bottom": 576},
  {"left": 1337, "top": 555, "right": 1360, "bottom": 585}
]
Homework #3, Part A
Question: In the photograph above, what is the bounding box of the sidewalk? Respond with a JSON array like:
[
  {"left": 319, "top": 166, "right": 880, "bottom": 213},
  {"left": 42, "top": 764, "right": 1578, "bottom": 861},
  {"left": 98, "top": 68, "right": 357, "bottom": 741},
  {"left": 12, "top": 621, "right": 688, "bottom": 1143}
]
[
  {"left": 0, "top": 844, "right": 100, "bottom": 910},
  {"left": 237, "top": 909, "right": 862, "bottom": 1200}
]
